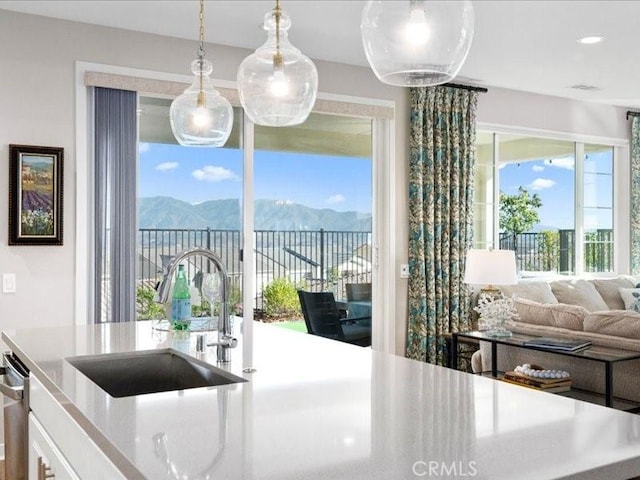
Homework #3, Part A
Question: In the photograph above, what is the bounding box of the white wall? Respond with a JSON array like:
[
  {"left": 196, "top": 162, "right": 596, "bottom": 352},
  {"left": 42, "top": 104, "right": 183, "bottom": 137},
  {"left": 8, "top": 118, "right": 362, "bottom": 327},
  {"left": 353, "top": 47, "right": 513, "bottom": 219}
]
[
  {"left": 0, "top": 9, "right": 633, "bottom": 359},
  {"left": 478, "top": 87, "right": 630, "bottom": 138}
]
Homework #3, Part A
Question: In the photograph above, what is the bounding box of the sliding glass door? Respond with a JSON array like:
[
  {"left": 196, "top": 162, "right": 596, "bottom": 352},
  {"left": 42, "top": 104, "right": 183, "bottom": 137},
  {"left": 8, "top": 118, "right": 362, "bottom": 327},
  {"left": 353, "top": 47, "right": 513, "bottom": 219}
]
[
  {"left": 253, "top": 113, "right": 374, "bottom": 328},
  {"left": 99, "top": 97, "right": 376, "bottom": 341}
]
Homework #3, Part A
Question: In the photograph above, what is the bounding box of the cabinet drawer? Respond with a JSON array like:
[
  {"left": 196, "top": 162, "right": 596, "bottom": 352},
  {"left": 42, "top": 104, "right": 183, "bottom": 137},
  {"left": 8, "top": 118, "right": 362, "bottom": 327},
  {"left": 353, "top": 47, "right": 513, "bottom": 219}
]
[
  {"left": 29, "top": 413, "right": 79, "bottom": 480},
  {"left": 29, "top": 375, "right": 131, "bottom": 479}
]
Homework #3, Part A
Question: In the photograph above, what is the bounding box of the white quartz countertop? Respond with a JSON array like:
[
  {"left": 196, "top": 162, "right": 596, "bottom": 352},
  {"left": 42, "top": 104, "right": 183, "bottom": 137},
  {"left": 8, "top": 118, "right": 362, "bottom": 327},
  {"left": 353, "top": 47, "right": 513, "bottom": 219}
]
[{"left": 4, "top": 320, "right": 640, "bottom": 479}]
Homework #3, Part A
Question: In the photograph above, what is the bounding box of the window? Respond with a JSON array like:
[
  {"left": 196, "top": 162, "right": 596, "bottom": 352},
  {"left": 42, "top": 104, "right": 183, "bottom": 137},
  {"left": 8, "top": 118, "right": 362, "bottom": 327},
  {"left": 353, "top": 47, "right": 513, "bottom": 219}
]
[
  {"left": 583, "top": 144, "right": 613, "bottom": 273},
  {"left": 129, "top": 98, "right": 374, "bottom": 326},
  {"left": 475, "top": 131, "right": 616, "bottom": 276}
]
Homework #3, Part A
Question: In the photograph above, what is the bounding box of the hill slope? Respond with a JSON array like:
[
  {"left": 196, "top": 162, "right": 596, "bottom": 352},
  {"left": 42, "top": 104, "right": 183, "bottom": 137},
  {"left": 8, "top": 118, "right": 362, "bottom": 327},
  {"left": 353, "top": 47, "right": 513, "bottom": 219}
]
[{"left": 138, "top": 197, "right": 372, "bottom": 231}]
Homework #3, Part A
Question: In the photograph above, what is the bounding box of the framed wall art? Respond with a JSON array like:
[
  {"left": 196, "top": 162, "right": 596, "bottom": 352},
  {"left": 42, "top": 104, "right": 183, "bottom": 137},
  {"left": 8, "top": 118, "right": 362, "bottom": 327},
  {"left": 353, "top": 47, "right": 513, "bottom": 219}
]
[{"left": 8, "top": 144, "right": 64, "bottom": 245}]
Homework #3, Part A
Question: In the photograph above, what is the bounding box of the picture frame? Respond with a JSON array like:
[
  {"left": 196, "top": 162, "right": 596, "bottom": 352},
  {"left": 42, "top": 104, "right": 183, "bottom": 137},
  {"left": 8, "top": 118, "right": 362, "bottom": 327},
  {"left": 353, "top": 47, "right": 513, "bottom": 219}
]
[{"left": 8, "top": 144, "right": 64, "bottom": 246}]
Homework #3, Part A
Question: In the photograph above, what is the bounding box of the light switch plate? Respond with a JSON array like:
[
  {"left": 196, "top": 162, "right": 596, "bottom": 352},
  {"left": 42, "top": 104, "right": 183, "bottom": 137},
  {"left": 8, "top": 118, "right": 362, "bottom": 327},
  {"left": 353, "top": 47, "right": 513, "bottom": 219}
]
[
  {"left": 400, "top": 264, "right": 410, "bottom": 279},
  {"left": 3, "top": 273, "right": 16, "bottom": 293}
]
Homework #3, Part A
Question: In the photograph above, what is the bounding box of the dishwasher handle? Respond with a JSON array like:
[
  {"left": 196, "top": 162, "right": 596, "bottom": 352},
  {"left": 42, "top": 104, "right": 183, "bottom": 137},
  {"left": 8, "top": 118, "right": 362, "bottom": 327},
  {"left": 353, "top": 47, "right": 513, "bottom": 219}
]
[
  {"left": 1, "top": 352, "right": 28, "bottom": 401},
  {"left": 0, "top": 366, "right": 25, "bottom": 401}
]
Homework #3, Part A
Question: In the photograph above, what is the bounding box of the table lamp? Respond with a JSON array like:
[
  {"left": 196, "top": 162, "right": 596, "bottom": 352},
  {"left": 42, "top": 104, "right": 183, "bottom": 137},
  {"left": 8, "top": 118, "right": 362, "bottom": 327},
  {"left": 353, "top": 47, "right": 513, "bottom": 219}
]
[
  {"left": 464, "top": 249, "right": 517, "bottom": 298},
  {"left": 464, "top": 249, "right": 518, "bottom": 337}
]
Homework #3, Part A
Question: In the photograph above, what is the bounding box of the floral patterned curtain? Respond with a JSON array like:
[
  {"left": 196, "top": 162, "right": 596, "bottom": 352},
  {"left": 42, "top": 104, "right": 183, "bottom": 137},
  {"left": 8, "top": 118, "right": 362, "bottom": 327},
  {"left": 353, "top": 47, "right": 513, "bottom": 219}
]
[
  {"left": 406, "top": 86, "right": 478, "bottom": 365},
  {"left": 631, "top": 117, "right": 640, "bottom": 274}
]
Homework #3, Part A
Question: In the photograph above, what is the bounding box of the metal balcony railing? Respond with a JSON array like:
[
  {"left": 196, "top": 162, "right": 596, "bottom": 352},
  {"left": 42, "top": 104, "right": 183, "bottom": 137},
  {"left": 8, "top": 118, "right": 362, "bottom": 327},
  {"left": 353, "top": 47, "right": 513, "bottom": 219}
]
[
  {"left": 498, "top": 229, "right": 613, "bottom": 274},
  {"left": 138, "top": 228, "right": 372, "bottom": 311}
]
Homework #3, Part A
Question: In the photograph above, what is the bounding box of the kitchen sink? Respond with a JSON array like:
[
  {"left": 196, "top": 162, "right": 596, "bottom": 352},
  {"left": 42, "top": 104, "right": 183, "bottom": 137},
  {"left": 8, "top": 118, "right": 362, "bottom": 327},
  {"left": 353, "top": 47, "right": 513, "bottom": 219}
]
[{"left": 66, "top": 349, "right": 246, "bottom": 398}]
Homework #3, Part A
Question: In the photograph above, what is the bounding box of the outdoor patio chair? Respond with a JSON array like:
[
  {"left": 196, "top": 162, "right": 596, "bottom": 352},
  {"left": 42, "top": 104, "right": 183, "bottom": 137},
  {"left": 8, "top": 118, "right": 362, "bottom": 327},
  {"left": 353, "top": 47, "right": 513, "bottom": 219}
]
[
  {"left": 297, "top": 290, "right": 371, "bottom": 347},
  {"left": 345, "top": 282, "right": 372, "bottom": 301}
]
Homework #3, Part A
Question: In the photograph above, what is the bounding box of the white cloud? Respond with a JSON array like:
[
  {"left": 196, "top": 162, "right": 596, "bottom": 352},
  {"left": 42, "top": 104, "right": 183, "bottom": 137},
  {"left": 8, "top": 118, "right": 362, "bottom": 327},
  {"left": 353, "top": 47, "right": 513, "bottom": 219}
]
[
  {"left": 139, "top": 142, "right": 150, "bottom": 153},
  {"left": 529, "top": 178, "right": 556, "bottom": 190},
  {"left": 156, "top": 161, "right": 178, "bottom": 171},
  {"left": 531, "top": 165, "right": 545, "bottom": 172},
  {"left": 327, "top": 194, "right": 345, "bottom": 204},
  {"left": 548, "top": 156, "right": 575, "bottom": 170},
  {"left": 192, "top": 165, "right": 238, "bottom": 182}
]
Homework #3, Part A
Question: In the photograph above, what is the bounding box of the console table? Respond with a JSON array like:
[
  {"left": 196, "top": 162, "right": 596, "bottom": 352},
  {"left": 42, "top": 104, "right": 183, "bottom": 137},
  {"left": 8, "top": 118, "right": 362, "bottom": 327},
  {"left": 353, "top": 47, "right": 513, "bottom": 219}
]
[{"left": 452, "top": 330, "right": 640, "bottom": 410}]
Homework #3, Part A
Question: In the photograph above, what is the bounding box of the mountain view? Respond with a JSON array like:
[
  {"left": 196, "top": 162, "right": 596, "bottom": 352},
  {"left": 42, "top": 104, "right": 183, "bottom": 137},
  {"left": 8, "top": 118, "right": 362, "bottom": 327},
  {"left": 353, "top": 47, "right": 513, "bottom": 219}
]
[{"left": 138, "top": 196, "right": 372, "bottom": 231}]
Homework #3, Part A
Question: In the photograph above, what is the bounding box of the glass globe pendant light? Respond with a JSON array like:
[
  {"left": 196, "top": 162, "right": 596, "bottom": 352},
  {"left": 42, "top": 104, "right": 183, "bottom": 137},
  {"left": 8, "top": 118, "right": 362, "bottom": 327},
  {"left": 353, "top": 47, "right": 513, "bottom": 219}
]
[
  {"left": 237, "top": 0, "right": 318, "bottom": 127},
  {"left": 170, "top": 0, "right": 233, "bottom": 147},
  {"left": 361, "top": 0, "right": 474, "bottom": 87}
]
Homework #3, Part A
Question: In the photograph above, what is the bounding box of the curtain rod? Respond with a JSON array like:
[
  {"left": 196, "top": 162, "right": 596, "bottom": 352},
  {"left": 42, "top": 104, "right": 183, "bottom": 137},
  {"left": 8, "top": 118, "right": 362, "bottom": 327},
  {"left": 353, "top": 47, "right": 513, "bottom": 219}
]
[
  {"left": 627, "top": 111, "right": 640, "bottom": 119},
  {"left": 444, "top": 83, "right": 488, "bottom": 93}
]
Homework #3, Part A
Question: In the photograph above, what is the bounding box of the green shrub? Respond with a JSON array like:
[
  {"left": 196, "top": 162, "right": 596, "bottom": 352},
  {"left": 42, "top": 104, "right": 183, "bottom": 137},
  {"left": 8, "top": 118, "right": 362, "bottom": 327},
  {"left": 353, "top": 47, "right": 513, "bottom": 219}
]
[
  {"left": 263, "top": 278, "right": 301, "bottom": 317},
  {"left": 227, "top": 283, "right": 243, "bottom": 315},
  {"left": 136, "top": 286, "right": 166, "bottom": 320},
  {"left": 537, "top": 230, "right": 559, "bottom": 272},
  {"left": 198, "top": 285, "right": 243, "bottom": 317}
]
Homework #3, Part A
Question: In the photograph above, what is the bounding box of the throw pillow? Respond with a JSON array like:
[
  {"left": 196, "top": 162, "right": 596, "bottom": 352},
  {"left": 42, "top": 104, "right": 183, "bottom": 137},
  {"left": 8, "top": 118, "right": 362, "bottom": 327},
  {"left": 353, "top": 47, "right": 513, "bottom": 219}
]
[
  {"left": 550, "top": 280, "right": 609, "bottom": 312},
  {"left": 584, "top": 310, "right": 640, "bottom": 339},
  {"left": 590, "top": 277, "right": 634, "bottom": 310},
  {"left": 499, "top": 282, "right": 558, "bottom": 304},
  {"left": 618, "top": 288, "right": 640, "bottom": 313}
]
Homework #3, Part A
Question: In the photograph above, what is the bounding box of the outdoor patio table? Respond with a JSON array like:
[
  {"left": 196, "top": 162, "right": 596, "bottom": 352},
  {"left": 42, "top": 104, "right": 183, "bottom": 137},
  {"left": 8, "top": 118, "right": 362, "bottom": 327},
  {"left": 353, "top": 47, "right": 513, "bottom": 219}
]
[{"left": 347, "top": 300, "right": 371, "bottom": 325}]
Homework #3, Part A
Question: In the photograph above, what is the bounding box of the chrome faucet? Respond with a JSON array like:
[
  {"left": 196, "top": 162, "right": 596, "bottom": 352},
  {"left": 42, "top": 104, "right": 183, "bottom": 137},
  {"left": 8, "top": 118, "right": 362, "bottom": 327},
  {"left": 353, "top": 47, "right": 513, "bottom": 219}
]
[{"left": 156, "top": 247, "right": 237, "bottom": 363}]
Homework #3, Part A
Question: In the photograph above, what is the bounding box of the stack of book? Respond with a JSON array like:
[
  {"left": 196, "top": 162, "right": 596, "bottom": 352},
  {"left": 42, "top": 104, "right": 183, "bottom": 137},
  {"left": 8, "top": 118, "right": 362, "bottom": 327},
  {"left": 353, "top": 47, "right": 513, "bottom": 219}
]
[
  {"left": 502, "top": 370, "right": 572, "bottom": 393},
  {"left": 522, "top": 337, "right": 592, "bottom": 352}
]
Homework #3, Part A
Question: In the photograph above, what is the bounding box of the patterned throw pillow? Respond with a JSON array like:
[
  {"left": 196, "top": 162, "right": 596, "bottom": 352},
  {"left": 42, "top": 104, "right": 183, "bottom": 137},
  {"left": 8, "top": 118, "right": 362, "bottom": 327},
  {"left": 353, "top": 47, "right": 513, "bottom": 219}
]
[{"left": 618, "top": 287, "right": 640, "bottom": 312}]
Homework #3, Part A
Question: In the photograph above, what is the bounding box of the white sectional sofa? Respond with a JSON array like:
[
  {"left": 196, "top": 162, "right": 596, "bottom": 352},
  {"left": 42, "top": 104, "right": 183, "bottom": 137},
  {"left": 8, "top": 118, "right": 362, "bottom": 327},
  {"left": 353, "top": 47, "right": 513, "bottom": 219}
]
[{"left": 472, "top": 276, "right": 640, "bottom": 403}]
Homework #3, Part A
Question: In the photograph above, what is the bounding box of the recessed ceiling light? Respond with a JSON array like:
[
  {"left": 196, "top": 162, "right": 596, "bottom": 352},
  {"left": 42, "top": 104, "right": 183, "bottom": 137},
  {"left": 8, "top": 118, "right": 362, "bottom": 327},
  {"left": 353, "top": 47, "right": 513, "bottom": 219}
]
[{"left": 578, "top": 36, "right": 604, "bottom": 45}]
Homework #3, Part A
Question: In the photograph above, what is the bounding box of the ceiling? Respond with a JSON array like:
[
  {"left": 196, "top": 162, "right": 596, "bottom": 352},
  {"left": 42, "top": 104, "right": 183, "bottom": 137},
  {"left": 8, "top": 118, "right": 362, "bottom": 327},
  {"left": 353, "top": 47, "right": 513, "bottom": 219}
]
[{"left": 2, "top": 1, "right": 640, "bottom": 108}]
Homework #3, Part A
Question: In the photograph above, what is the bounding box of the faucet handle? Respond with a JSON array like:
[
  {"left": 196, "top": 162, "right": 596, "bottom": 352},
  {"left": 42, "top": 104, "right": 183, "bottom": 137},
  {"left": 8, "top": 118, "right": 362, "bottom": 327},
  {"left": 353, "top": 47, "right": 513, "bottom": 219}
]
[{"left": 207, "top": 335, "right": 238, "bottom": 349}]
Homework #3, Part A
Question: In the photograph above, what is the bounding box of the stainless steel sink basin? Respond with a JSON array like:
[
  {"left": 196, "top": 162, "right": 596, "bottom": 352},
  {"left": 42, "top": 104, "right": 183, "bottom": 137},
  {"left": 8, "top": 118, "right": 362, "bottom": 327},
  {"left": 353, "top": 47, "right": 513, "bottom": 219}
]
[{"left": 66, "top": 349, "right": 246, "bottom": 398}]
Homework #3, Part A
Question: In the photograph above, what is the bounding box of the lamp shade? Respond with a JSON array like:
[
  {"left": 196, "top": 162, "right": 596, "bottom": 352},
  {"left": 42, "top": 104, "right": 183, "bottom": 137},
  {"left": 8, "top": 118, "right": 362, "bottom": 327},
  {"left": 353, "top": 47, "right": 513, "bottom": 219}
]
[
  {"left": 360, "top": 0, "right": 474, "bottom": 87},
  {"left": 464, "top": 249, "right": 517, "bottom": 286},
  {"left": 237, "top": 7, "right": 318, "bottom": 127}
]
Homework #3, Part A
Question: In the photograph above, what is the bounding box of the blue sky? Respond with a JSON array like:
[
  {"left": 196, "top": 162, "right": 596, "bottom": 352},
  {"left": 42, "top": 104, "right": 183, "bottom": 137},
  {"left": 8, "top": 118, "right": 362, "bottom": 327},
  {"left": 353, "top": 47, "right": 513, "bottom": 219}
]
[
  {"left": 138, "top": 142, "right": 373, "bottom": 213},
  {"left": 499, "top": 151, "right": 612, "bottom": 230},
  {"left": 139, "top": 142, "right": 612, "bottom": 231}
]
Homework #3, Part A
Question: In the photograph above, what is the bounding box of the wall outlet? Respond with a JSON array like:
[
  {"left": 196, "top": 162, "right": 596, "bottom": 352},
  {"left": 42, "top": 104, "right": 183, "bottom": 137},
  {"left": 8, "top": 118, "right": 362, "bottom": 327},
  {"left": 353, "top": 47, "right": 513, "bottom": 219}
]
[
  {"left": 3, "top": 273, "right": 16, "bottom": 293},
  {"left": 400, "top": 264, "right": 410, "bottom": 279}
]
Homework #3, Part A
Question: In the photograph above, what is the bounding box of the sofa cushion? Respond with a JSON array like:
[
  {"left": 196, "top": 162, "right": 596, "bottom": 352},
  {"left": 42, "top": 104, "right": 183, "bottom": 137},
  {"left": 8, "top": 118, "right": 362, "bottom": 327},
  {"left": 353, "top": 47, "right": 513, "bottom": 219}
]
[
  {"left": 619, "top": 288, "right": 640, "bottom": 313},
  {"left": 625, "top": 275, "right": 640, "bottom": 287},
  {"left": 550, "top": 280, "right": 608, "bottom": 312},
  {"left": 584, "top": 310, "right": 640, "bottom": 339},
  {"left": 514, "top": 298, "right": 587, "bottom": 331},
  {"left": 590, "top": 277, "right": 634, "bottom": 310},
  {"left": 499, "top": 282, "right": 558, "bottom": 304}
]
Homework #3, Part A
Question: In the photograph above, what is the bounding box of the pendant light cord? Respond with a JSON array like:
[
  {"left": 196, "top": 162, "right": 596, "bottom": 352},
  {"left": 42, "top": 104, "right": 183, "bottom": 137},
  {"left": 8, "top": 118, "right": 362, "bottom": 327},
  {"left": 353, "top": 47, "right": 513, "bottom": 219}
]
[
  {"left": 273, "top": 0, "right": 283, "bottom": 70},
  {"left": 197, "top": 0, "right": 205, "bottom": 106}
]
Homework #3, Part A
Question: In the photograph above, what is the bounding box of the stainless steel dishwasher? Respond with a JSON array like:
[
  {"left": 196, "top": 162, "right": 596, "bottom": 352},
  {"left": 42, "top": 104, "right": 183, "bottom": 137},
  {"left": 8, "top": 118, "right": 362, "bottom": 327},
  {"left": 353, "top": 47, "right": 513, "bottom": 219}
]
[{"left": 0, "top": 352, "right": 29, "bottom": 480}]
